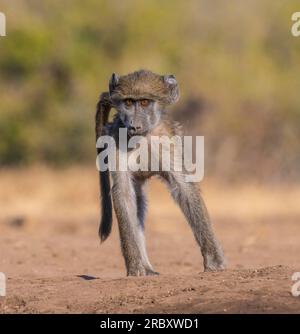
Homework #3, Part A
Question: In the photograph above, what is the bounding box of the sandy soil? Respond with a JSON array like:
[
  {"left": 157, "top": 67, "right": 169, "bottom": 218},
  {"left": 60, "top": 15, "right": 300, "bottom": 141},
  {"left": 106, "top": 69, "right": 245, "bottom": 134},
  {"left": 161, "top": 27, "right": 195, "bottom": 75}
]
[{"left": 0, "top": 166, "right": 299, "bottom": 313}]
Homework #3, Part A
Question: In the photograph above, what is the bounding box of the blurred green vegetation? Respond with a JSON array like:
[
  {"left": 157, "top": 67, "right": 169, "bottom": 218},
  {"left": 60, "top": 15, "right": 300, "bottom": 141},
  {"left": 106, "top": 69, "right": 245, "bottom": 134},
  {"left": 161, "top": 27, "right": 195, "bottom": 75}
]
[{"left": 0, "top": 0, "right": 299, "bottom": 180}]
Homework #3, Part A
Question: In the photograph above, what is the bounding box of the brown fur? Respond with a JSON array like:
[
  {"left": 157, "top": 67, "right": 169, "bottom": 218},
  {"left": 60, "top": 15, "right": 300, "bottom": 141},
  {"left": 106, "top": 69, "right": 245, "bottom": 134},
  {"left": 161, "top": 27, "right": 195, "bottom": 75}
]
[{"left": 110, "top": 69, "right": 178, "bottom": 105}]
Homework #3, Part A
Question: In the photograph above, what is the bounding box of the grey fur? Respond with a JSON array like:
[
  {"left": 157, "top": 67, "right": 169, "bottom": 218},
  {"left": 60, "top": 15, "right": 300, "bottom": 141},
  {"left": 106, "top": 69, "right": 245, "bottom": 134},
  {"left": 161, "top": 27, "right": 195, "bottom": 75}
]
[{"left": 96, "top": 70, "right": 226, "bottom": 276}]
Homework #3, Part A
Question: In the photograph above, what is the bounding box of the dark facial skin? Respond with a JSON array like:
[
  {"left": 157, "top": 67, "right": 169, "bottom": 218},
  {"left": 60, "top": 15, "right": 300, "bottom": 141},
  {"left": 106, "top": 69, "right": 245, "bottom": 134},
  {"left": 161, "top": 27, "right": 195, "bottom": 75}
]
[{"left": 116, "top": 98, "right": 162, "bottom": 136}]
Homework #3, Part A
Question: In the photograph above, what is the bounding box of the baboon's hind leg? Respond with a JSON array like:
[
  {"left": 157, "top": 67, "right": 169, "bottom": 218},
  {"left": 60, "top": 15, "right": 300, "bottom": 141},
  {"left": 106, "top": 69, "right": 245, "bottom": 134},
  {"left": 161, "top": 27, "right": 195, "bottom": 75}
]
[{"left": 162, "top": 173, "right": 226, "bottom": 271}]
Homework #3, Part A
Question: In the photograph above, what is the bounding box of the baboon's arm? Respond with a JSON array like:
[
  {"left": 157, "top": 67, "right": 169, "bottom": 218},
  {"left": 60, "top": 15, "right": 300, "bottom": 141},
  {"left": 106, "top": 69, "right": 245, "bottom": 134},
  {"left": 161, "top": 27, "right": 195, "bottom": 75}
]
[{"left": 95, "top": 92, "right": 113, "bottom": 242}]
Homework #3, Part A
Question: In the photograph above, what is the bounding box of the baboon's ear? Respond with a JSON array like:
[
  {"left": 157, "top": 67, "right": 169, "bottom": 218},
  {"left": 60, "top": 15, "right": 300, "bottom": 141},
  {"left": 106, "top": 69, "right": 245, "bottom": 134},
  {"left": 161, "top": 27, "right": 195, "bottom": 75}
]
[
  {"left": 109, "top": 73, "right": 119, "bottom": 96},
  {"left": 164, "top": 74, "right": 180, "bottom": 104}
]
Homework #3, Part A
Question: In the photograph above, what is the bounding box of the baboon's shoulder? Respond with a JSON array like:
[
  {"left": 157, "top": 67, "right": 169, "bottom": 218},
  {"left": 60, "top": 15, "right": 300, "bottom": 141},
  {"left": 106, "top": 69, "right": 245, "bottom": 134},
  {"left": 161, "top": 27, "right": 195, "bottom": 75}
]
[{"left": 153, "top": 118, "right": 183, "bottom": 137}]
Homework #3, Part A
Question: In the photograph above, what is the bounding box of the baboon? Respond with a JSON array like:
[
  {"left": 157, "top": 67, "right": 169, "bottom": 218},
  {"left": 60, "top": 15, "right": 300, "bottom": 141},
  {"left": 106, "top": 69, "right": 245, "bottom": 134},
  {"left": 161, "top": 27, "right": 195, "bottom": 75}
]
[{"left": 95, "top": 70, "right": 226, "bottom": 276}]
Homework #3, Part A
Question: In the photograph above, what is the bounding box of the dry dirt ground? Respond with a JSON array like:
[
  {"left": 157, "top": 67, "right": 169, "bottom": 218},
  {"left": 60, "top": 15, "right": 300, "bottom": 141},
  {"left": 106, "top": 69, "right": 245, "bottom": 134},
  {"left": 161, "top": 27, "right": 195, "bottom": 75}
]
[{"left": 0, "top": 166, "right": 299, "bottom": 313}]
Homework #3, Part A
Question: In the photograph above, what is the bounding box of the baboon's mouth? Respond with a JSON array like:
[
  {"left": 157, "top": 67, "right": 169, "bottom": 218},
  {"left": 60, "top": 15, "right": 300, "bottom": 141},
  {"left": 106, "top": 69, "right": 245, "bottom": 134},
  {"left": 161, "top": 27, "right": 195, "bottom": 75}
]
[{"left": 127, "top": 128, "right": 147, "bottom": 137}]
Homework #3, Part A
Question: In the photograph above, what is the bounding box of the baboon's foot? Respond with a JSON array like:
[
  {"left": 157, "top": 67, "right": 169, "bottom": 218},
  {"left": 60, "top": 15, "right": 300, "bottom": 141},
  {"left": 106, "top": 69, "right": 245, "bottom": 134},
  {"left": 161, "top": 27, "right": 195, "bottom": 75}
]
[
  {"left": 127, "top": 264, "right": 159, "bottom": 277},
  {"left": 203, "top": 253, "right": 226, "bottom": 272},
  {"left": 145, "top": 268, "right": 159, "bottom": 276}
]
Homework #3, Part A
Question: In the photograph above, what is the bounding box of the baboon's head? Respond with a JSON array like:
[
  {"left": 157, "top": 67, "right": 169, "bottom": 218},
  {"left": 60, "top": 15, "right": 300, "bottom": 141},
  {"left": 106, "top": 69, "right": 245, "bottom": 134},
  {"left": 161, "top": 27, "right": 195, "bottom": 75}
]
[{"left": 109, "top": 70, "right": 179, "bottom": 136}]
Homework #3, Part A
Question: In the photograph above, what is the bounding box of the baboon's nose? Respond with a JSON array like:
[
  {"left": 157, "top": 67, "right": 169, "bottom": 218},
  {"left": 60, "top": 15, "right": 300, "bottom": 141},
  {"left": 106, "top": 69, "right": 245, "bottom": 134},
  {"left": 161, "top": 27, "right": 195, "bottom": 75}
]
[{"left": 128, "top": 125, "right": 141, "bottom": 134}]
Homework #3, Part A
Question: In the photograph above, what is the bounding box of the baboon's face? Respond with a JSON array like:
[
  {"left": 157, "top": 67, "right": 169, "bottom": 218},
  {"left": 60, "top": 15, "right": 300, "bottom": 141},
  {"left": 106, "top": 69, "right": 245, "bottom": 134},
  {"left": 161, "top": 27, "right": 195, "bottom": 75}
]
[
  {"left": 109, "top": 70, "right": 180, "bottom": 136},
  {"left": 116, "top": 98, "right": 161, "bottom": 136}
]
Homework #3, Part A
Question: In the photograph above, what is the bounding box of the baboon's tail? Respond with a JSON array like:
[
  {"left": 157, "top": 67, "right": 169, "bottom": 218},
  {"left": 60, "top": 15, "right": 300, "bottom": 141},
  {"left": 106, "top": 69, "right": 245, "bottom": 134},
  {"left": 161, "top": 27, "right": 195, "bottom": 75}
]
[{"left": 96, "top": 92, "right": 113, "bottom": 242}]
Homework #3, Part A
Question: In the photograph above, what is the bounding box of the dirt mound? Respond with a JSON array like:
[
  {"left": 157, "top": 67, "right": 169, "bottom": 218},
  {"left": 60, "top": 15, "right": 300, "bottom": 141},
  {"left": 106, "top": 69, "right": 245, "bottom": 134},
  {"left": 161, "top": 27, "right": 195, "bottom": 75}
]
[{"left": 1, "top": 265, "right": 298, "bottom": 314}]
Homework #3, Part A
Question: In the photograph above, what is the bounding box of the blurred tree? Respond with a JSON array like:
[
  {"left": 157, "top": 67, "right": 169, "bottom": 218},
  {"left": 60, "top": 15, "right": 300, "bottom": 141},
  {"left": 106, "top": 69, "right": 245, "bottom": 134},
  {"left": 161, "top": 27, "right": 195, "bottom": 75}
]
[{"left": 0, "top": 0, "right": 299, "bottom": 181}]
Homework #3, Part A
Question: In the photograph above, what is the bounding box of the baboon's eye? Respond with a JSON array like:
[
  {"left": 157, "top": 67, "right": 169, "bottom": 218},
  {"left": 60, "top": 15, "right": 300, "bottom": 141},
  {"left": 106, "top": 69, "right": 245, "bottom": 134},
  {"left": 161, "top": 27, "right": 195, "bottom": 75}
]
[
  {"left": 140, "top": 99, "right": 150, "bottom": 107},
  {"left": 124, "top": 99, "right": 133, "bottom": 107}
]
